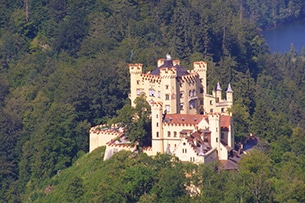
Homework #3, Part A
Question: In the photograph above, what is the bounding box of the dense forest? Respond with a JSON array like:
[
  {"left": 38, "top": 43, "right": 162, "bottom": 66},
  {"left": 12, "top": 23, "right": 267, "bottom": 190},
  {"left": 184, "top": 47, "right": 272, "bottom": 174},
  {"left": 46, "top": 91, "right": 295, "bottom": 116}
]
[{"left": 1, "top": 0, "right": 305, "bottom": 202}]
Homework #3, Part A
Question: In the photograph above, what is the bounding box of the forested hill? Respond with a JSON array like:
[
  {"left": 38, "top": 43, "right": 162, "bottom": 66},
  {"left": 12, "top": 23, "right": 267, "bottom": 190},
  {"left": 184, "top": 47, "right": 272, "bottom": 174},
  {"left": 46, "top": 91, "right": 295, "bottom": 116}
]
[{"left": 1, "top": 0, "right": 305, "bottom": 202}]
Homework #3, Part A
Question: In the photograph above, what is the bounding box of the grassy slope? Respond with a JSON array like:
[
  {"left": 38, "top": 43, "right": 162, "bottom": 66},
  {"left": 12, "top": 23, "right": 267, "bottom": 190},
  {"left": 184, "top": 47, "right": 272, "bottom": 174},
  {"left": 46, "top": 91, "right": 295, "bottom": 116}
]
[{"left": 29, "top": 146, "right": 106, "bottom": 202}]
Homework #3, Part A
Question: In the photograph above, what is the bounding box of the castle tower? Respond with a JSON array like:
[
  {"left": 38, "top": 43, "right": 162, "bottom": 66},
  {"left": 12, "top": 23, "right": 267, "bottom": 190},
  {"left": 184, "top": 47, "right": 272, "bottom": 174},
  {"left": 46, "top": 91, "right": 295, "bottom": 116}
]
[
  {"left": 160, "top": 66, "right": 178, "bottom": 114},
  {"left": 216, "top": 82, "right": 222, "bottom": 102},
  {"left": 193, "top": 61, "right": 207, "bottom": 94},
  {"left": 209, "top": 114, "right": 221, "bottom": 154},
  {"left": 227, "top": 116, "right": 234, "bottom": 149},
  {"left": 226, "top": 83, "right": 233, "bottom": 104},
  {"left": 129, "top": 64, "right": 143, "bottom": 106},
  {"left": 151, "top": 102, "right": 164, "bottom": 154}
]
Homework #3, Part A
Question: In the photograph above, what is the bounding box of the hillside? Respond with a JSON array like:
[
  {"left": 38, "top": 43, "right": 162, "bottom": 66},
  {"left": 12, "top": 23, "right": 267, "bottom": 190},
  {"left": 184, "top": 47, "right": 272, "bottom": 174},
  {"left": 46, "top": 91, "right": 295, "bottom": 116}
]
[
  {"left": 29, "top": 147, "right": 189, "bottom": 202},
  {"left": 31, "top": 146, "right": 305, "bottom": 203}
]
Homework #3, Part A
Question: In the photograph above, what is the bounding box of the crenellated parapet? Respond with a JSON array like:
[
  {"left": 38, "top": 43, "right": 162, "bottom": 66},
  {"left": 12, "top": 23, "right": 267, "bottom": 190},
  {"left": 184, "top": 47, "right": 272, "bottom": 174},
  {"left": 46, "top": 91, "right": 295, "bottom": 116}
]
[
  {"left": 179, "top": 73, "right": 199, "bottom": 83},
  {"left": 129, "top": 63, "right": 143, "bottom": 74},
  {"left": 160, "top": 67, "right": 177, "bottom": 79},
  {"left": 89, "top": 126, "right": 124, "bottom": 153},
  {"left": 141, "top": 73, "right": 161, "bottom": 83},
  {"left": 193, "top": 61, "right": 207, "bottom": 72}
]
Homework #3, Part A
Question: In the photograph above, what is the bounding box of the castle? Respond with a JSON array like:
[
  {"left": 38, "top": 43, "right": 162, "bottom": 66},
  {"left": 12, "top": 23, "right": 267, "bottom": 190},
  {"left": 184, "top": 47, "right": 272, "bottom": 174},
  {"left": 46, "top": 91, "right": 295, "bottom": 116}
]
[{"left": 89, "top": 55, "right": 235, "bottom": 165}]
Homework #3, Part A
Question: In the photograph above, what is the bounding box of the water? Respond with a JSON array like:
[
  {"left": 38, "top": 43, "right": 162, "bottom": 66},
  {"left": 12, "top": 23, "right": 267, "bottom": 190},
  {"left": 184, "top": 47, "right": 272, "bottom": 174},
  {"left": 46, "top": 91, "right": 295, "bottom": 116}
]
[{"left": 262, "top": 20, "right": 305, "bottom": 54}]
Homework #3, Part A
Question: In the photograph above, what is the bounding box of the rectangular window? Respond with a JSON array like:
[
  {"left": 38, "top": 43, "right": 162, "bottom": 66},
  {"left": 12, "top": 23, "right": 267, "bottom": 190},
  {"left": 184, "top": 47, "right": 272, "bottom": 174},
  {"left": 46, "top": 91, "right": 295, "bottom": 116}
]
[
  {"left": 174, "top": 131, "right": 177, "bottom": 137},
  {"left": 168, "top": 131, "right": 171, "bottom": 137},
  {"left": 136, "top": 89, "right": 140, "bottom": 95},
  {"left": 137, "top": 80, "right": 140, "bottom": 85},
  {"left": 156, "top": 122, "right": 159, "bottom": 127},
  {"left": 166, "top": 85, "right": 169, "bottom": 89},
  {"left": 165, "top": 105, "right": 170, "bottom": 112},
  {"left": 156, "top": 132, "right": 159, "bottom": 137},
  {"left": 165, "top": 94, "right": 169, "bottom": 100},
  {"left": 158, "top": 91, "right": 161, "bottom": 98},
  {"left": 180, "top": 92, "right": 183, "bottom": 98}
]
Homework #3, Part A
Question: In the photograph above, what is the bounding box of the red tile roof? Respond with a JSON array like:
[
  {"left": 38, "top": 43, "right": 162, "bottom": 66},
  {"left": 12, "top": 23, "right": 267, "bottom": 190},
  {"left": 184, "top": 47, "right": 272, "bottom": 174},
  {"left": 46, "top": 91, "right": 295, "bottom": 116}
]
[
  {"left": 220, "top": 115, "right": 231, "bottom": 128},
  {"left": 164, "top": 114, "right": 207, "bottom": 125}
]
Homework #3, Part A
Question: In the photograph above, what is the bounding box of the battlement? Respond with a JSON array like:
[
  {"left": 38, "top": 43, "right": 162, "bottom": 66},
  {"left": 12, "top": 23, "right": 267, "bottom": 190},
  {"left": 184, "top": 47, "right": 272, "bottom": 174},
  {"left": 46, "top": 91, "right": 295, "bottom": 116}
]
[
  {"left": 173, "top": 59, "right": 180, "bottom": 66},
  {"left": 90, "top": 125, "right": 124, "bottom": 136},
  {"left": 180, "top": 73, "right": 198, "bottom": 83},
  {"left": 157, "top": 58, "right": 165, "bottom": 67},
  {"left": 129, "top": 64, "right": 143, "bottom": 73},
  {"left": 142, "top": 73, "right": 161, "bottom": 82},
  {"left": 106, "top": 142, "right": 134, "bottom": 148},
  {"left": 160, "top": 67, "right": 177, "bottom": 74},
  {"left": 150, "top": 101, "right": 163, "bottom": 107},
  {"left": 193, "top": 61, "right": 207, "bottom": 70}
]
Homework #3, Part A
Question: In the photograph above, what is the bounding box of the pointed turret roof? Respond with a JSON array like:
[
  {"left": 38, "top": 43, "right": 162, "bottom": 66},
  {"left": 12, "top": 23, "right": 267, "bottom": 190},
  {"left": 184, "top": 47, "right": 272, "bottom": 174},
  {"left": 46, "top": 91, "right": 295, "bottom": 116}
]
[
  {"left": 216, "top": 82, "right": 222, "bottom": 91},
  {"left": 226, "top": 83, "right": 233, "bottom": 93}
]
